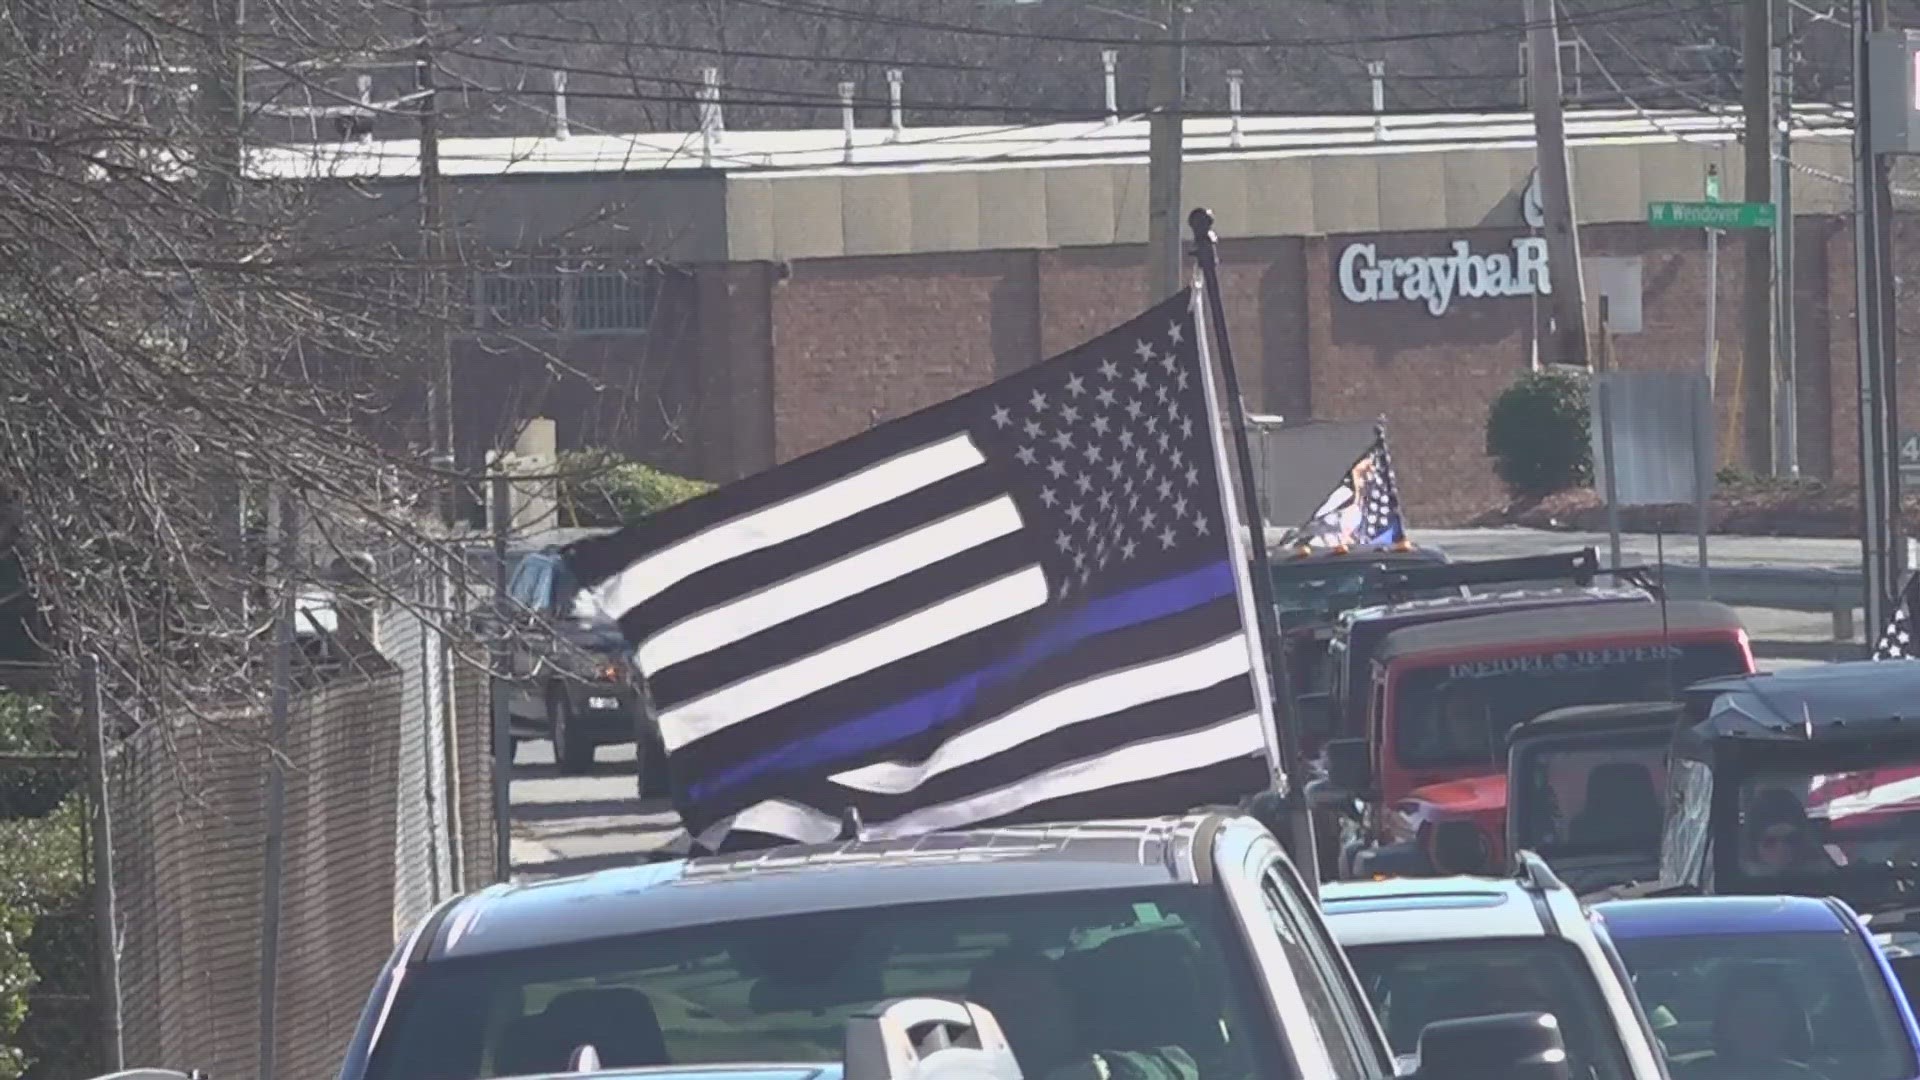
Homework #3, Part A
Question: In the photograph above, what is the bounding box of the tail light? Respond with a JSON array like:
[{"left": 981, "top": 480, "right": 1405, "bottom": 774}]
[{"left": 596, "top": 661, "right": 623, "bottom": 682}]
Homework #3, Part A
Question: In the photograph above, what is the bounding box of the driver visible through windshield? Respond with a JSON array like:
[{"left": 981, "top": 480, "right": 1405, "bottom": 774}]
[{"left": 1612, "top": 928, "right": 1916, "bottom": 1080}]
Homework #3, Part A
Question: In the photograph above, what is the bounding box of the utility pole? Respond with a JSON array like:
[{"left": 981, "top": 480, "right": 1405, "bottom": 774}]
[
  {"left": 1871, "top": 0, "right": 1904, "bottom": 596},
  {"left": 416, "top": 0, "right": 456, "bottom": 525},
  {"left": 1146, "top": 0, "right": 1186, "bottom": 303},
  {"left": 1524, "top": 0, "right": 1589, "bottom": 365},
  {"left": 1743, "top": 0, "right": 1777, "bottom": 472},
  {"left": 1773, "top": 2, "right": 1799, "bottom": 476},
  {"left": 200, "top": 0, "right": 249, "bottom": 618},
  {"left": 1857, "top": 0, "right": 1905, "bottom": 633}
]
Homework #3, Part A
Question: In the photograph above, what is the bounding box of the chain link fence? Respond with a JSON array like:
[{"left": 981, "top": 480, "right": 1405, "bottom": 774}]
[{"left": 0, "top": 543, "right": 501, "bottom": 1080}]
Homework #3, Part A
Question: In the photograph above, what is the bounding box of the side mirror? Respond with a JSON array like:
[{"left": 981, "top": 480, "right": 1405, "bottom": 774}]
[
  {"left": 1412, "top": 1012, "right": 1570, "bottom": 1080},
  {"left": 1295, "top": 692, "right": 1335, "bottom": 741},
  {"left": 1323, "top": 737, "right": 1374, "bottom": 796}
]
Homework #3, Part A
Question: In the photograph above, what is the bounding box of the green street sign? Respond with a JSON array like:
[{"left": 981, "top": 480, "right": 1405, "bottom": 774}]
[{"left": 1648, "top": 200, "right": 1776, "bottom": 229}]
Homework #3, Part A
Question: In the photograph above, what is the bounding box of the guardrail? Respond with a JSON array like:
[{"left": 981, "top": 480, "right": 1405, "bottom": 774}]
[{"left": 1616, "top": 564, "right": 1867, "bottom": 659}]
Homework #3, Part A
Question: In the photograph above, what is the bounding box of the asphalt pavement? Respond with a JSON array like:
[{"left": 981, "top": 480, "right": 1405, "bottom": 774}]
[
  {"left": 508, "top": 525, "right": 1859, "bottom": 879},
  {"left": 509, "top": 739, "right": 689, "bottom": 878}
]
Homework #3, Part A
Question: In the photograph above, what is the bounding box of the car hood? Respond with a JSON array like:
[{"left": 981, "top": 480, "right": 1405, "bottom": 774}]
[{"left": 1401, "top": 773, "right": 1509, "bottom": 816}]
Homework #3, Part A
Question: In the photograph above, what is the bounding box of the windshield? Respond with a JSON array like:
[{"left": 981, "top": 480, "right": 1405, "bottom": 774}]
[
  {"left": 1394, "top": 642, "right": 1748, "bottom": 770},
  {"left": 1511, "top": 739, "right": 1669, "bottom": 861},
  {"left": 361, "top": 887, "right": 1284, "bottom": 1080},
  {"left": 1738, "top": 765, "right": 1920, "bottom": 887},
  {"left": 1266, "top": 562, "right": 1456, "bottom": 619},
  {"left": 1343, "top": 938, "right": 1633, "bottom": 1080},
  {"left": 1613, "top": 929, "right": 1918, "bottom": 1080}
]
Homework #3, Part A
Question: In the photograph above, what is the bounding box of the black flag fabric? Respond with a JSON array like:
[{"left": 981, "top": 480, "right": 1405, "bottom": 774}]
[
  {"left": 1873, "top": 573, "right": 1920, "bottom": 660},
  {"left": 1280, "top": 428, "right": 1407, "bottom": 550},
  {"left": 563, "top": 289, "right": 1279, "bottom": 849}
]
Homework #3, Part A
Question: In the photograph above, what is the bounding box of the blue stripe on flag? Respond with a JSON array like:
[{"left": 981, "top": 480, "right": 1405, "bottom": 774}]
[{"left": 687, "top": 559, "right": 1237, "bottom": 806}]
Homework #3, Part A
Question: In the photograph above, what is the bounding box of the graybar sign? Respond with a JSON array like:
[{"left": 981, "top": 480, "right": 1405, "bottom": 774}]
[{"left": 1337, "top": 237, "right": 1551, "bottom": 317}]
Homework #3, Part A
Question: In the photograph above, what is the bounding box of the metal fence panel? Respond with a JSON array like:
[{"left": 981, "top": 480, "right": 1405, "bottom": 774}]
[{"left": 1589, "top": 370, "right": 1715, "bottom": 508}]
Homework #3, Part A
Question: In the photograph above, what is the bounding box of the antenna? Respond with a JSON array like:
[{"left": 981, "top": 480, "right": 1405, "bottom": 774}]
[
  {"left": 1655, "top": 525, "right": 1676, "bottom": 702},
  {"left": 838, "top": 806, "right": 868, "bottom": 842}
]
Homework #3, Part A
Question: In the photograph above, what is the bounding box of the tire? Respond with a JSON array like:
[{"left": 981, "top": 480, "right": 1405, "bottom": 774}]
[
  {"left": 549, "top": 691, "right": 596, "bottom": 775},
  {"left": 636, "top": 731, "right": 671, "bottom": 802}
]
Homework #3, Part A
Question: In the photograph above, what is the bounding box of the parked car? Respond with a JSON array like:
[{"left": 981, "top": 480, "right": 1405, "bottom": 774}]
[
  {"left": 494, "top": 546, "right": 666, "bottom": 789},
  {"left": 1597, "top": 894, "right": 1920, "bottom": 1080},
  {"left": 1321, "top": 852, "right": 1670, "bottom": 1079},
  {"left": 339, "top": 812, "right": 1574, "bottom": 1080}
]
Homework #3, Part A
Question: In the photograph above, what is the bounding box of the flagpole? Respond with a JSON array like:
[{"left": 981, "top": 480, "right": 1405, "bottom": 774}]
[{"left": 1188, "top": 207, "right": 1322, "bottom": 892}]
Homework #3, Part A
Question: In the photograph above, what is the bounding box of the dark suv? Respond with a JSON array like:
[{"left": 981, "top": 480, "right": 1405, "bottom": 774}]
[{"left": 500, "top": 548, "right": 666, "bottom": 790}]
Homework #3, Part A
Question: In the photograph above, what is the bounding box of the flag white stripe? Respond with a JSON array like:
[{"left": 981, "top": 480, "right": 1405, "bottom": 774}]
[
  {"left": 579, "top": 432, "right": 987, "bottom": 624},
  {"left": 726, "top": 713, "right": 1267, "bottom": 843},
  {"left": 639, "top": 496, "right": 1025, "bottom": 676},
  {"left": 829, "top": 633, "right": 1254, "bottom": 796},
  {"left": 658, "top": 566, "right": 1051, "bottom": 753}
]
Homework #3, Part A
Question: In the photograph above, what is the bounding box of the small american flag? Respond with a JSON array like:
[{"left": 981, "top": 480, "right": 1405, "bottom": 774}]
[
  {"left": 1874, "top": 573, "right": 1920, "bottom": 660},
  {"left": 1283, "top": 428, "right": 1407, "bottom": 550},
  {"left": 563, "top": 289, "right": 1278, "bottom": 849}
]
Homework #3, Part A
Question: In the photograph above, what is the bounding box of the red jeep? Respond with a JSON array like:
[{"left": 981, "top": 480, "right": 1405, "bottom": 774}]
[{"left": 1310, "top": 600, "right": 1753, "bottom": 879}]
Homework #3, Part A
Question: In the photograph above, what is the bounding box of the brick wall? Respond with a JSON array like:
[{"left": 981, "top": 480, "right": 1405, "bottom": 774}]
[{"left": 704, "top": 212, "right": 1903, "bottom": 525}]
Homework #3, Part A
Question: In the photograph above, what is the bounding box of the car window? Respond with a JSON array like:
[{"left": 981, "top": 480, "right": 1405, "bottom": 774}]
[
  {"left": 1510, "top": 738, "right": 1668, "bottom": 860},
  {"left": 1661, "top": 758, "right": 1713, "bottom": 884},
  {"left": 1613, "top": 928, "right": 1917, "bottom": 1080},
  {"left": 507, "top": 556, "right": 547, "bottom": 609},
  {"left": 1343, "top": 937, "right": 1634, "bottom": 1080},
  {"left": 362, "top": 887, "right": 1288, "bottom": 1080},
  {"left": 1257, "top": 867, "right": 1372, "bottom": 1080},
  {"left": 1393, "top": 642, "right": 1749, "bottom": 771}
]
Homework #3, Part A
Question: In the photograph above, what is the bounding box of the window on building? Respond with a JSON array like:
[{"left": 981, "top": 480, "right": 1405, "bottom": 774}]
[{"left": 468, "top": 262, "right": 660, "bottom": 334}]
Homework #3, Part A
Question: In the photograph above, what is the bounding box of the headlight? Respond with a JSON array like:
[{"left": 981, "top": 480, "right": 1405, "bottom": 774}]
[{"left": 1430, "top": 821, "right": 1495, "bottom": 875}]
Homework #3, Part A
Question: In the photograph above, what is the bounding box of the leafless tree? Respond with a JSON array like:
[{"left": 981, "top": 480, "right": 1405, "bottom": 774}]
[{"left": 0, "top": 0, "right": 466, "bottom": 723}]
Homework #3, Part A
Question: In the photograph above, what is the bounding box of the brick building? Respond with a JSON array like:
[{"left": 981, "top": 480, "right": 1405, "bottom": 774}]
[{"left": 262, "top": 104, "right": 1878, "bottom": 525}]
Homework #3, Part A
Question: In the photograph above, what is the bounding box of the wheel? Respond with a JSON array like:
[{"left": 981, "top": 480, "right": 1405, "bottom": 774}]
[
  {"left": 549, "top": 691, "right": 596, "bottom": 775},
  {"left": 636, "top": 731, "right": 671, "bottom": 802}
]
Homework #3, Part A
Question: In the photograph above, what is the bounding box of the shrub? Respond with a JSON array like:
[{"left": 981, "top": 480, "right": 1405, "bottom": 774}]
[
  {"left": 555, "top": 450, "right": 715, "bottom": 528},
  {"left": 1486, "top": 367, "right": 1593, "bottom": 499}
]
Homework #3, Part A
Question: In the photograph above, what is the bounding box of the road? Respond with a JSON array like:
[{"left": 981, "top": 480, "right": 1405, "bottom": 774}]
[
  {"left": 509, "top": 527, "right": 1862, "bottom": 879},
  {"left": 508, "top": 739, "right": 688, "bottom": 878}
]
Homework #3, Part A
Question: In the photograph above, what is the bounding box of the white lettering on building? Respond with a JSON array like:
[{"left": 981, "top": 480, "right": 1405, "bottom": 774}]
[{"left": 1338, "top": 237, "right": 1551, "bottom": 317}]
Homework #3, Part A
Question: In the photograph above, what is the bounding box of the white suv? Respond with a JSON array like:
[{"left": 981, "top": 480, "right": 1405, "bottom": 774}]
[{"left": 1321, "top": 853, "right": 1669, "bottom": 1080}]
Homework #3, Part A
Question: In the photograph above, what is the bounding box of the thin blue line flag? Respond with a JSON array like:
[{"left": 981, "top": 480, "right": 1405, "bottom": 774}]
[{"left": 563, "top": 289, "right": 1279, "bottom": 850}]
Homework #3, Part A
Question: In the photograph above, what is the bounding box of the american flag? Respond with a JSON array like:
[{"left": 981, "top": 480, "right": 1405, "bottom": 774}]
[
  {"left": 1873, "top": 572, "right": 1920, "bottom": 660},
  {"left": 563, "top": 290, "right": 1278, "bottom": 849},
  {"left": 1282, "top": 428, "right": 1406, "bottom": 550}
]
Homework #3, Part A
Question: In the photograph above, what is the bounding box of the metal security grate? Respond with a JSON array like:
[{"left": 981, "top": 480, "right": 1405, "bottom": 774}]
[{"left": 468, "top": 264, "right": 660, "bottom": 334}]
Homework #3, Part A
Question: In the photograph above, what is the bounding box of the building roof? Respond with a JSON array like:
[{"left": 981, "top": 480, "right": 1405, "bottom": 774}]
[
  {"left": 1374, "top": 600, "right": 1744, "bottom": 665},
  {"left": 1595, "top": 895, "right": 1849, "bottom": 939},
  {"left": 424, "top": 814, "right": 1222, "bottom": 961},
  {"left": 1320, "top": 876, "right": 1548, "bottom": 946},
  {"left": 251, "top": 105, "right": 1852, "bottom": 182}
]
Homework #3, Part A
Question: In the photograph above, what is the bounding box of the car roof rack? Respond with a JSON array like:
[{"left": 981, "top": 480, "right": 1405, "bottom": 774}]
[
  {"left": 1512, "top": 849, "right": 1567, "bottom": 895},
  {"left": 1377, "top": 547, "right": 1616, "bottom": 599},
  {"left": 844, "top": 997, "right": 1025, "bottom": 1080}
]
